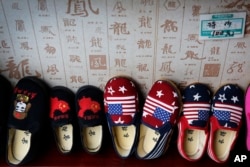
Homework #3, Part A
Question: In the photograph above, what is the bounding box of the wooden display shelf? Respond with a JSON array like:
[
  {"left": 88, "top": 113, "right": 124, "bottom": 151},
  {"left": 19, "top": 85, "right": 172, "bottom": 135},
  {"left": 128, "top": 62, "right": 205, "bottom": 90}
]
[{"left": 0, "top": 136, "right": 230, "bottom": 167}]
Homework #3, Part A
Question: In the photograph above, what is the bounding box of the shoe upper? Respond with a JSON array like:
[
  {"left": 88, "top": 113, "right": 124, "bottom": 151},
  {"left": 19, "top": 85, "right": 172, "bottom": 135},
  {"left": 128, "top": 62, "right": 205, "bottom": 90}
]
[
  {"left": 104, "top": 76, "right": 140, "bottom": 158},
  {"left": 208, "top": 84, "right": 244, "bottom": 163},
  {"left": 177, "top": 83, "right": 211, "bottom": 161},
  {"left": 136, "top": 80, "right": 181, "bottom": 159}
]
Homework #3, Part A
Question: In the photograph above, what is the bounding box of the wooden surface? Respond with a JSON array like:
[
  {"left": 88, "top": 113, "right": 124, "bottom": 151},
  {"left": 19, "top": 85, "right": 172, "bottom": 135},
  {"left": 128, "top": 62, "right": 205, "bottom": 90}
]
[{"left": 0, "top": 129, "right": 235, "bottom": 167}]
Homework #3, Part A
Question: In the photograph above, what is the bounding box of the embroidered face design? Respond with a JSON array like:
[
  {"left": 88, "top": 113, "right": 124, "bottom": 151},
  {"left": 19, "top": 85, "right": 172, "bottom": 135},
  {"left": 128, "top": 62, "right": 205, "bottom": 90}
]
[{"left": 13, "top": 94, "right": 31, "bottom": 120}]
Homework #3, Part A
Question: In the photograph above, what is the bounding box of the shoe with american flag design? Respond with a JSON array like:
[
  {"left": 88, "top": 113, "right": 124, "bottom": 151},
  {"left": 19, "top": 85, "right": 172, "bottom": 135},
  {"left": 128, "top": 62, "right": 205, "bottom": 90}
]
[
  {"left": 136, "top": 80, "right": 181, "bottom": 159},
  {"left": 177, "top": 83, "right": 211, "bottom": 161},
  {"left": 207, "top": 84, "right": 244, "bottom": 163},
  {"left": 104, "top": 76, "right": 140, "bottom": 158}
]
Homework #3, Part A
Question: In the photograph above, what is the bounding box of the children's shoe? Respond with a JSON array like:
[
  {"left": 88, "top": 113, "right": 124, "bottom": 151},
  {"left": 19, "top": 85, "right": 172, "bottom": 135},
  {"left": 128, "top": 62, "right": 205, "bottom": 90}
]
[
  {"left": 50, "top": 86, "right": 75, "bottom": 154},
  {"left": 0, "top": 75, "right": 12, "bottom": 155},
  {"left": 104, "top": 76, "right": 140, "bottom": 158},
  {"left": 136, "top": 80, "right": 181, "bottom": 159},
  {"left": 6, "top": 76, "right": 50, "bottom": 166},
  {"left": 177, "top": 83, "right": 211, "bottom": 161},
  {"left": 76, "top": 85, "right": 105, "bottom": 154},
  {"left": 246, "top": 84, "right": 250, "bottom": 151},
  {"left": 207, "top": 84, "right": 244, "bottom": 163}
]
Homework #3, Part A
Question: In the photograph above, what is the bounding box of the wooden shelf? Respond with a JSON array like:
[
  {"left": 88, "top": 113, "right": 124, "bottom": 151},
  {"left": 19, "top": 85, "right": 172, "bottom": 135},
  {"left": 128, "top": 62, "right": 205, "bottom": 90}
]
[{"left": 0, "top": 133, "right": 231, "bottom": 167}]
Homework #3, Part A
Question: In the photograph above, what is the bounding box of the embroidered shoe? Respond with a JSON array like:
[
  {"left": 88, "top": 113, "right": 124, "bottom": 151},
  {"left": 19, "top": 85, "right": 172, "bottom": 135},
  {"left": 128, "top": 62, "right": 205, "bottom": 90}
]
[
  {"left": 177, "top": 83, "right": 211, "bottom": 161},
  {"left": 50, "top": 86, "right": 75, "bottom": 154},
  {"left": 76, "top": 85, "right": 105, "bottom": 154},
  {"left": 6, "top": 76, "right": 50, "bottom": 165},
  {"left": 246, "top": 84, "right": 250, "bottom": 151},
  {"left": 0, "top": 75, "right": 12, "bottom": 154},
  {"left": 207, "top": 84, "right": 244, "bottom": 163},
  {"left": 104, "top": 76, "right": 140, "bottom": 158},
  {"left": 136, "top": 80, "right": 181, "bottom": 159}
]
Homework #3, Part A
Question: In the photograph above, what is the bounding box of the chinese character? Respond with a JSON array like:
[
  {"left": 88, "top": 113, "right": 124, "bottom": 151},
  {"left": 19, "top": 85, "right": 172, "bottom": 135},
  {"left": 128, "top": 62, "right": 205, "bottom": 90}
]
[
  {"left": 38, "top": 0, "right": 48, "bottom": 11},
  {"left": 160, "top": 19, "right": 178, "bottom": 32},
  {"left": 109, "top": 22, "right": 130, "bottom": 35},
  {"left": 162, "top": 43, "right": 175, "bottom": 54},
  {"left": 40, "top": 26, "right": 55, "bottom": 36},
  {"left": 16, "top": 20, "right": 25, "bottom": 32},
  {"left": 210, "top": 47, "right": 220, "bottom": 55},
  {"left": 47, "top": 64, "right": 59, "bottom": 75},
  {"left": 66, "top": 0, "right": 99, "bottom": 17},
  {"left": 63, "top": 18, "right": 76, "bottom": 26},
  {"left": 227, "top": 61, "right": 245, "bottom": 74},
  {"left": 234, "top": 42, "right": 247, "bottom": 49},
  {"left": 20, "top": 42, "right": 32, "bottom": 50},
  {"left": 113, "top": 1, "right": 126, "bottom": 13},
  {"left": 45, "top": 44, "right": 56, "bottom": 54},
  {"left": 140, "top": 0, "right": 154, "bottom": 6},
  {"left": 69, "top": 55, "right": 81, "bottom": 63},
  {"left": 70, "top": 75, "right": 85, "bottom": 83},
  {"left": 192, "top": 5, "right": 201, "bottom": 17},
  {"left": 90, "top": 37, "right": 102, "bottom": 48},
  {"left": 159, "top": 61, "right": 175, "bottom": 73},
  {"left": 0, "top": 57, "right": 41, "bottom": 79},
  {"left": 181, "top": 50, "right": 205, "bottom": 60},
  {"left": 137, "top": 63, "right": 149, "bottom": 72},
  {"left": 115, "top": 58, "right": 126, "bottom": 68},
  {"left": 1, "top": 40, "right": 10, "bottom": 48},
  {"left": 138, "top": 16, "right": 152, "bottom": 28},
  {"left": 137, "top": 39, "right": 152, "bottom": 49}
]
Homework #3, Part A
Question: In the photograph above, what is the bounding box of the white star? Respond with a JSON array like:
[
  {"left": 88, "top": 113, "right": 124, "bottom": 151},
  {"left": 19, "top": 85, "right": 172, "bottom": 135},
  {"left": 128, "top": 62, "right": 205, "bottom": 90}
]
[
  {"left": 173, "top": 91, "right": 178, "bottom": 98},
  {"left": 218, "top": 94, "right": 227, "bottom": 103},
  {"left": 224, "top": 85, "right": 231, "bottom": 91},
  {"left": 171, "top": 101, "right": 178, "bottom": 112},
  {"left": 157, "top": 81, "right": 163, "bottom": 84},
  {"left": 156, "top": 90, "right": 164, "bottom": 98},
  {"left": 119, "top": 86, "right": 127, "bottom": 94},
  {"left": 107, "top": 86, "right": 115, "bottom": 95},
  {"left": 190, "top": 85, "right": 195, "bottom": 89},
  {"left": 114, "top": 117, "right": 124, "bottom": 124},
  {"left": 231, "top": 96, "right": 239, "bottom": 103},
  {"left": 143, "top": 112, "right": 149, "bottom": 117},
  {"left": 193, "top": 93, "right": 201, "bottom": 101}
]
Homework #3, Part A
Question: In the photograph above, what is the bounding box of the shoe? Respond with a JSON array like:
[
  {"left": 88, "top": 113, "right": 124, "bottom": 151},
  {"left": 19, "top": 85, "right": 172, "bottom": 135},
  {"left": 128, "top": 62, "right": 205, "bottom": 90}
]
[
  {"left": 207, "top": 84, "right": 244, "bottom": 163},
  {"left": 136, "top": 80, "right": 181, "bottom": 159},
  {"left": 0, "top": 75, "right": 12, "bottom": 155},
  {"left": 246, "top": 84, "right": 250, "bottom": 151},
  {"left": 76, "top": 85, "right": 105, "bottom": 154},
  {"left": 104, "top": 76, "right": 140, "bottom": 158},
  {"left": 177, "top": 83, "right": 211, "bottom": 161},
  {"left": 50, "top": 86, "right": 75, "bottom": 154},
  {"left": 6, "top": 76, "right": 50, "bottom": 165}
]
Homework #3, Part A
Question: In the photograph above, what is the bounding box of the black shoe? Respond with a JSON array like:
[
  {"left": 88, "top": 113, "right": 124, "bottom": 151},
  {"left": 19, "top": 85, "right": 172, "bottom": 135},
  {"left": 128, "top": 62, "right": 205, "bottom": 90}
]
[
  {"left": 6, "top": 76, "right": 50, "bottom": 165},
  {"left": 76, "top": 85, "right": 105, "bottom": 154},
  {"left": 0, "top": 75, "right": 12, "bottom": 155},
  {"left": 50, "top": 86, "right": 76, "bottom": 154}
]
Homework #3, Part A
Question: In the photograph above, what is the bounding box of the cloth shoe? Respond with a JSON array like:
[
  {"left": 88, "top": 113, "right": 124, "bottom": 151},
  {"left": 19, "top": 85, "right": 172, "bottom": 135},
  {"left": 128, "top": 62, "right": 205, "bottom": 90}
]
[
  {"left": 76, "top": 85, "right": 105, "bottom": 154},
  {"left": 207, "top": 84, "right": 244, "bottom": 163},
  {"left": 6, "top": 76, "right": 50, "bottom": 165},
  {"left": 177, "top": 83, "right": 211, "bottom": 161},
  {"left": 245, "top": 84, "right": 250, "bottom": 151},
  {"left": 104, "top": 76, "right": 140, "bottom": 158},
  {"left": 50, "top": 86, "right": 75, "bottom": 154},
  {"left": 0, "top": 75, "right": 12, "bottom": 155},
  {"left": 136, "top": 80, "right": 181, "bottom": 159}
]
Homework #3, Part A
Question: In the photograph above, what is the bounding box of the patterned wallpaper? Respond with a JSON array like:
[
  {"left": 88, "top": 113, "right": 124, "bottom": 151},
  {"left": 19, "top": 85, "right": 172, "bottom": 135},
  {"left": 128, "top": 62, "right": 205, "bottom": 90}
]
[{"left": 0, "top": 0, "right": 250, "bottom": 95}]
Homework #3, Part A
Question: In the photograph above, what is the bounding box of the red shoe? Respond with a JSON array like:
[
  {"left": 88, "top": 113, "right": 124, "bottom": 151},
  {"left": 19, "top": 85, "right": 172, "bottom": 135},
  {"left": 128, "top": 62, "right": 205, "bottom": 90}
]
[
  {"left": 207, "top": 84, "right": 244, "bottom": 163},
  {"left": 136, "top": 80, "right": 181, "bottom": 159},
  {"left": 104, "top": 76, "right": 140, "bottom": 158},
  {"left": 177, "top": 83, "right": 211, "bottom": 161}
]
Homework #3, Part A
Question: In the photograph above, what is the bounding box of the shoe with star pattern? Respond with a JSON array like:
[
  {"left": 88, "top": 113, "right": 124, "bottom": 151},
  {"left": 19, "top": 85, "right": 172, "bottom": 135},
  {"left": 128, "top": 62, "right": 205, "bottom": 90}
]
[
  {"left": 136, "top": 80, "right": 181, "bottom": 159},
  {"left": 177, "top": 83, "right": 211, "bottom": 161},
  {"left": 104, "top": 76, "right": 141, "bottom": 158},
  {"left": 207, "top": 84, "right": 244, "bottom": 163}
]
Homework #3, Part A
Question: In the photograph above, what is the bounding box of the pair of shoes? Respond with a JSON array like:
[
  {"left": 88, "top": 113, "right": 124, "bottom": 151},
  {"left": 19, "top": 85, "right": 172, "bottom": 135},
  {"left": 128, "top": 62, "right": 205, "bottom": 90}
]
[
  {"left": 0, "top": 75, "right": 12, "bottom": 155},
  {"left": 50, "top": 85, "right": 105, "bottom": 154},
  {"left": 104, "top": 77, "right": 181, "bottom": 159},
  {"left": 6, "top": 76, "right": 50, "bottom": 166},
  {"left": 177, "top": 83, "right": 244, "bottom": 163}
]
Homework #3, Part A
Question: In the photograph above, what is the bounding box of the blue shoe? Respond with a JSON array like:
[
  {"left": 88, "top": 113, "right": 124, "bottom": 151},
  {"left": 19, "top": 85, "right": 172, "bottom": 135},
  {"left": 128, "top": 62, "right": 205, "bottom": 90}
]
[{"left": 136, "top": 80, "right": 181, "bottom": 159}]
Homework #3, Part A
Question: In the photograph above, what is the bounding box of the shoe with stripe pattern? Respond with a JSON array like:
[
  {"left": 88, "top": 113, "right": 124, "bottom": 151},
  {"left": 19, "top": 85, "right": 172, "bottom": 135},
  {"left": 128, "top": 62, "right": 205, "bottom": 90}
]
[{"left": 136, "top": 80, "right": 181, "bottom": 159}]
